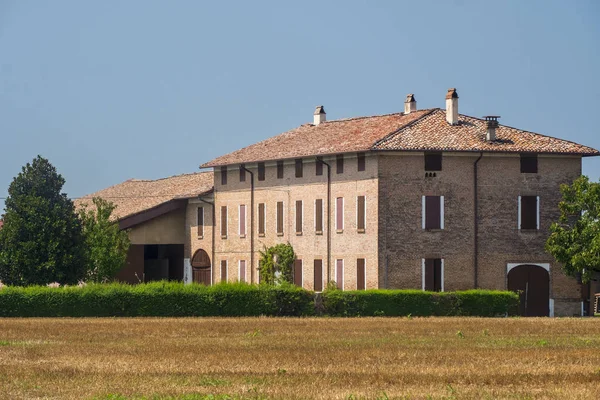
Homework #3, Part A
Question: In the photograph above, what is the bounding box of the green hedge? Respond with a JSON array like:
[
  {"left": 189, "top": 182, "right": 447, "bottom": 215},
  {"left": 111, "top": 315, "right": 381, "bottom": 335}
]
[
  {"left": 321, "top": 289, "right": 519, "bottom": 317},
  {"left": 0, "top": 282, "right": 315, "bottom": 317}
]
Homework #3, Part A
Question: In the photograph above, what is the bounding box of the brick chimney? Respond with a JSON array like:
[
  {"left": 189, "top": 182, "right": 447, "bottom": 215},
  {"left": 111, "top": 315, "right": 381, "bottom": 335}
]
[
  {"left": 445, "top": 88, "right": 459, "bottom": 125},
  {"left": 314, "top": 106, "right": 326, "bottom": 125},
  {"left": 484, "top": 116, "right": 500, "bottom": 141},
  {"left": 404, "top": 94, "right": 417, "bottom": 114}
]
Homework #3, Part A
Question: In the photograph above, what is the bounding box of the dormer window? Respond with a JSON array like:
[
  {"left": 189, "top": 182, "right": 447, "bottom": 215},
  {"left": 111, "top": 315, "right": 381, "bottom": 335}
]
[{"left": 424, "top": 152, "right": 442, "bottom": 171}]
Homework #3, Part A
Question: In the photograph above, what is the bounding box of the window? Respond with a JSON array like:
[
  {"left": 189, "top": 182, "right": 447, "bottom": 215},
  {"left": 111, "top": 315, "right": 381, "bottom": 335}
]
[
  {"left": 519, "top": 195, "right": 539, "bottom": 230},
  {"left": 295, "top": 200, "right": 303, "bottom": 235},
  {"left": 335, "top": 197, "right": 344, "bottom": 232},
  {"left": 197, "top": 207, "right": 204, "bottom": 238},
  {"left": 315, "top": 199, "right": 323, "bottom": 234},
  {"left": 357, "top": 196, "right": 366, "bottom": 233},
  {"left": 258, "top": 203, "right": 266, "bottom": 236},
  {"left": 316, "top": 159, "right": 323, "bottom": 176},
  {"left": 422, "top": 195, "right": 444, "bottom": 230},
  {"left": 239, "top": 164, "right": 246, "bottom": 182},
  {"left": 220, "top": 166, "right": 227, "bottom": 185},
  {"left": 336, "top": 259, "right": 344, "bottom": 290},
  {"left": 422, "top": 258, "right": 443, "bottom": 292},
  {"left": 424, "top": 152, "right": 442, "bottom": 171},
  {"left": 239, "top": 204, "right": 246, "bottom": 237},
  {"left": 276, "top": 201, "right": 284, "bottom": 235},
  {"left": 220, "top": 206, "right": 228, "bottom": 238},
  {"left": 277, "top": 160, "right": 284, "bottom": 179},
  {"left": 239, "top": 260, "right": 246, "bottom": 283},
  {"left": 295, "top": 158, "right": 303, "bottom": 178},
  {"left": 293, "top": 259, "right": 303, "bottom": 287},
  {"left": 336, "top": 154, "right": 344, "bottom": 174},
  {"left": 220, "top": 260, "right": 227, "bottom": 282},
  {"left": 357, "top": 152, "right": 366, "bottom": 172},
  {"left": 258, "top": 162, "right": 265, "bottom": 181},
  {"left": 357, "top": 258, "right": 366, "bottom": 290},
  {"left": 314, "top": 259, "right": 323, "bottom": 292},
  {"left": 520, "top": 154, "right": 538, "bottom": 173}
]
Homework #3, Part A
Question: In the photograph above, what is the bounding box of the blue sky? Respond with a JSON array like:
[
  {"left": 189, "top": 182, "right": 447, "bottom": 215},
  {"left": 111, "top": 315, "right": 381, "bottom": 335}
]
[{"left": 1, "top": 0, "right": 599, "bottom": 212}]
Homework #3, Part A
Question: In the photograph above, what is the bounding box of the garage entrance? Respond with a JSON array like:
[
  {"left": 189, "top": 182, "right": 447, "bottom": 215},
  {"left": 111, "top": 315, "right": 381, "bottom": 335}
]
[
  {"left": 508, "top": 264, "right": 549, "bottom": 317},
  {"left": 191, "top": 249, "right": 211, "bottom": 285}
]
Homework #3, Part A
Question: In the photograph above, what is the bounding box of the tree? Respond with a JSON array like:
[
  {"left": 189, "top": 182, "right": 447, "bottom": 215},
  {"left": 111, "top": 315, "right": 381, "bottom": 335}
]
[
  {"left": 0, "top": 156, "right": 86, "bottom": 285},
  {"left": 258, "top": 243, "right": 296, "bottom": 285},
  {"left": 546, "top": 175, "right": 600, "bottom": 283},
  {"left": 79, "top": 197, "right": 130, "bottom": 282}
]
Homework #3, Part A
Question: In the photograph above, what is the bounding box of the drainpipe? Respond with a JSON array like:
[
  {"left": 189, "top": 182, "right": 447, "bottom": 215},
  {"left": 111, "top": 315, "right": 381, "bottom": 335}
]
[
  {"left": 473, "top": 152, "right": 483, "bottom": 288},
  {"left": 198, "top": 196, "right": 215, "bottom": 285},
  {"left": 317, "top": 157, "right": 332, "bottom": 285},
  {"left": 241, "top": 166, "right": 255, "bottom": 284}
]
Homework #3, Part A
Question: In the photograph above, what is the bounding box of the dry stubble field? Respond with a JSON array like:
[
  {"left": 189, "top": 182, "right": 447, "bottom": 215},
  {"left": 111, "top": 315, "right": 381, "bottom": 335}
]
[{"left": 0, "top": 317, "right": 599, "bottom": 400}]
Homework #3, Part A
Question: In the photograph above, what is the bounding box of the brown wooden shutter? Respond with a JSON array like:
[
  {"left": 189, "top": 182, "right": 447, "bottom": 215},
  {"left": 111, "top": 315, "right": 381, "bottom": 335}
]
[
  {"left": 336, "top": 154, "right": 344, "bottom": 174},
  {"left": 276, "top": 201, "right": 284, "bottom": 234},
  {"left": 295, "top": 200, "right": 302, "bottom": 233},
  {"left": 258, "top": 162, "right": 265, "bottom": 181},
  {"left": 277, "top": 160, "right": 284, "bottom": 179},
  {"left": 336, "top": 197, "right": 343, "bottom": 230},
  {"left": 220, "top": 206, "right": 227, "bottom": 237},
  {"left": 425, "top": 196, "right": 441, "bottom": 229},
  {"left": 316, "top": 159, "right": 323, "bottom": 176},
  {"left": 239, "top": 260, "right": 246, "bottom": 283},
  {"left": 221, "top": 260, "right": 227, "bottom": 282},
  {"left": 424, "top": 153, "right": 442, "bottom": 171},
  {"left": 433, "top": 259, "right": 442, "bottom": 292},
  {"left": 294, "top": 259, "right": 302, "bottom": 287},
  {"left": 520, "top": 154, "right": 538, "bottom": 173},
  {"left": 424, "top": 258, "right": 434, "bottom": 291},
  {"left": 357, "top": 258, "right": 365, "bottom": 290},
  {"left": 314, "top": 259, "right": 323, "bottom": 292},
  {"left": 315, "top": 199, "right": 323, "bottom": 233},
  {"left": 239, "top": 164, "right": 246, "bottom": 182},
  {"left": 295, "top": 158, "right": 303, "bottom": 178},
  {"left": 220, "top": 166, "right": 227, "bottom": 185},
  {"left": 239, "top": 204, "right": 246, "bottom": 236},
  {"left": 258, "top": 203, "right": 265, "bottom": 235},
  {"left": 336, "top": 259, "right": 344, "bottom": 290},
  {"left": 197, "top": 207, "right": 204, "bottom": 237},
  {"left": 521, "top": 196, "right": 537, "bottom": 229},
  {"left": 357, "top": 152, "right": 366, "bottom": 171},
  {"left": 357, "top": 196, "right": 365, "bottom": 231}
]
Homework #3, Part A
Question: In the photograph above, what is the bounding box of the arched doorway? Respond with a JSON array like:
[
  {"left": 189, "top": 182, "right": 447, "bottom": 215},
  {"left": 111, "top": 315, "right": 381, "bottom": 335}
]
[
  {"left": 508, "top": 264, "right": 549, "bottom": 317},
  {"left": 191, "top": 249, "right": 211, "bottom": 285}
]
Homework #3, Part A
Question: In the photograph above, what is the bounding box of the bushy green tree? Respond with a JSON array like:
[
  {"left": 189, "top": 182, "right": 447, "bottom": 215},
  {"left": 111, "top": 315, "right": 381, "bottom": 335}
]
[
  {"left": 79, "top": 197, "right": 130, "bottom": 282},
  {"left": 258, "top": 243, "right": 296, "bottom": 285},
  {"left": 0, "top": 156, "right": 86, "bottom": 285},
  {"left": 546, "top": 175, "right": 600, "bottom": 283}
]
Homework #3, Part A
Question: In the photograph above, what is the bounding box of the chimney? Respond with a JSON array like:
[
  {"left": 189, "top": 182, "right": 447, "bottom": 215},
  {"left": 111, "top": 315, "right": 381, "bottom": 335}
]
[
  {"left": 484, "top": 116, "right": 500, "bottom": 141},
  {"left": 404, "top": 94, "right": 417, "bottom": 114},
  {"left": 445, "top": 88, "right": 459, "bottom": 125},
  {"left": 314, "top": 106, "right": 326, "bottom": 125}
]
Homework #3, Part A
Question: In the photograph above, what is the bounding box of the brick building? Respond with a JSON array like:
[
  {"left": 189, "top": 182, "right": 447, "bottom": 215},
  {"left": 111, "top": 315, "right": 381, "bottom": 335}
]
[{"left": 81, "top": 88, "right": 599, "bottom": 316}]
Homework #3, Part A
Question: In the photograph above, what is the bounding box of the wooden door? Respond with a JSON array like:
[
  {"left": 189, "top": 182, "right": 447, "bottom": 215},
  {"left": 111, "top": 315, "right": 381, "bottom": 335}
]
[
  {"left": 508, "top": 265, "right": 549, "bottom": 316},
  {"left": 191, "top": 249, "right": 211, "bottom": 285},
  {"left": 193, "top": 267, "right": 211, "bottom": 285}
]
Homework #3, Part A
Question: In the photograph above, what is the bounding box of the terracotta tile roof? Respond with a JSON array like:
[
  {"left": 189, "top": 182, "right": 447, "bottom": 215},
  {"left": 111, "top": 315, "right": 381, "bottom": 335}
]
[
  {"left": 75, "top": 171, "right": 214, "bottom": 220},
  {"left": 201, "top": 109, "right": 434, "bottom": 167},
  {"left": 373, "top": 109, "right": 599, "bottom": 155},
  {"left": 202, "top": 108, "right": 598, "bottom": 167}
]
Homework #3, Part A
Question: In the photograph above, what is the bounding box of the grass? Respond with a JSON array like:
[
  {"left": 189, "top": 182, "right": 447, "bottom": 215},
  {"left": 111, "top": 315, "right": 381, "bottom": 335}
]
[{"left": 0, "top": 318, "right": 599, "bottom": 399}]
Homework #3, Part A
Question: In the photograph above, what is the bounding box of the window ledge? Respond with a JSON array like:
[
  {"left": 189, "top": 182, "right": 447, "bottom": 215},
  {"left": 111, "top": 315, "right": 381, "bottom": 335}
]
[
  {"left": 296, "top": 232, "right": 303, "bottom": 236},
  {"left": 258, "top": 233, "right": 265, "bottom": 238},
  {"left": 315, "top": 231, "right": 323, "bottom": 235},
  {"left": 424, "top": 228, "right": 443, "bottom": 232},
  {"left": 336, "top": 229, "right": 343, "bottom": 234},
  {"left": 221, "top": 235, "right": 227, "bottom": 239},
  {"left": 357, "top": 229, "right": 365, "bottom": 234},
  {"left": 519, "top": 229, "right": 540, "bottom": 233},
  {"left": 277, "top": 232, "right": 284, "bottom": 237},
  {"left": 197, "top": 236, "right": 203, "bottom": 240},
  {"left": 239, "top": 234, "right": 246, "bottom": 239}
]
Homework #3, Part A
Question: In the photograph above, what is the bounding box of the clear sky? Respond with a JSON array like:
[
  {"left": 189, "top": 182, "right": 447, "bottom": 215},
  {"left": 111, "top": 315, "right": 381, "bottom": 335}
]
[{"left": 1, "top": 0, "right": 599, "bottom": 212}]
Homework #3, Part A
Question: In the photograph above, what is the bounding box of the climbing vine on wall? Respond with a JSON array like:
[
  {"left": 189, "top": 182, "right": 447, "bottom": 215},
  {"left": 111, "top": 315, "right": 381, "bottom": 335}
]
[{"left": 258, "top": 243, "right": 296, "bottom": 285}]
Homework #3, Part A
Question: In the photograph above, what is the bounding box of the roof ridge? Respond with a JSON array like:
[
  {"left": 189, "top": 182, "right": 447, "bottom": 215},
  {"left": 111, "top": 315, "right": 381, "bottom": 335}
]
[
  {"left": 323, "top": 108, "right": 438, "bottom": 124},
  {"left": 128, "top": 171, "right": 212, "bottom": 183},
  {"left": 371, "top": 108, "right": 439, "bottom": 149}
]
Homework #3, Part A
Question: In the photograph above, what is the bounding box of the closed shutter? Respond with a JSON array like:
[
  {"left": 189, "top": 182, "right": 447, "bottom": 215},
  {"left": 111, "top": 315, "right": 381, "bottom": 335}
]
[
  {"left": 277, "top": 201, "right": 284, "bottom": 234},
  {"left": 336, "top": 197, "right": 344, "bottom": 231},
  {"left": 221, "top": 166, "right": 227, "bottom": 185},
  {"left": 221, "top": 260, "right": 227, "bottom": 282},
  {"left": 220, "top": 206, "right": 227, "bottom": 237},
  {"left": 258, "top": 203, "right": 265, "bottom": 235},
  {"left": 424, "top": 258, "right": 435, "bottom": 291},
  {"left": 315, "top": 199, "right": 323, "bottom": 233},
  {"left": 336, "top": 259, "right": 344, "bottom": 290},
  {"left": 433, "top": 259, "right": 442, "bottom": 292},
  {"left": 239, "top": 205, "right": 246, "bottom": 236},
  {"left": 314, "top": 259, "right": 323, "bottom": 292},
  {"left": 295, "top": 159, "right": 303, "bottom": 178},
  {"left": 197, "top": 207, "right": 204, "bottom": 237},
  {"left": 239, "top": 164, "right": 246, "bottom": 182},
  {"left": 294, "top": 259, "right": 303, "bottom": 287},
  {"left": 277, "top": 160, "right": 284, "bottom": 179},
  {"left": 521, "top": 196, "right": 537, "bottom": 229},
  {"left": 357, "top": 152, "right": 366, "bottom": 171},
  {"left": 239, "top": 260, "right": 246, "bottom": 283},
  {"left": 258, "top": 162, "right": 265, "bottom": 181},
  {"left": 357, "top": 196, "right": 365, "bottom": 231},
  {"left": 295, "top": 200, "right": 302, "bottom": 233},
  {"left": 357, "top": 258, "right": 365, "bottom": 290},
  {"left": 425, "top": 196, "right": 441, "bottom": 229},
  {"left": 336, "top": 154, "right": 344, "bottom": 174},
  {"left": 316, "top": 159, "right": 323, "bottom": 176}
]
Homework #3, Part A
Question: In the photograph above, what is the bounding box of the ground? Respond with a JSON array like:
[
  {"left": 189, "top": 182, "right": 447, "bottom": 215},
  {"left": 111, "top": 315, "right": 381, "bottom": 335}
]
[{"left": 0, "top": 318, "right": 599, "bottom": 399}]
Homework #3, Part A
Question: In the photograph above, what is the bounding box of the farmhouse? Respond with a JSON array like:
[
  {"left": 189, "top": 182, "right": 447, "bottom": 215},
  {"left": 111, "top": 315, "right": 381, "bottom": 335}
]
[{"left": 81, "top": 88, "right": 599, "bottom": 317}]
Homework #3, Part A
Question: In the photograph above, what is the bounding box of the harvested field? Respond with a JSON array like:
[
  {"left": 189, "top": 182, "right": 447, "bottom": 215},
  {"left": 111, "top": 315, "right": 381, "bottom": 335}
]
[{"left": 0, "top": 317, "right": 599, "bottom": 399}]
